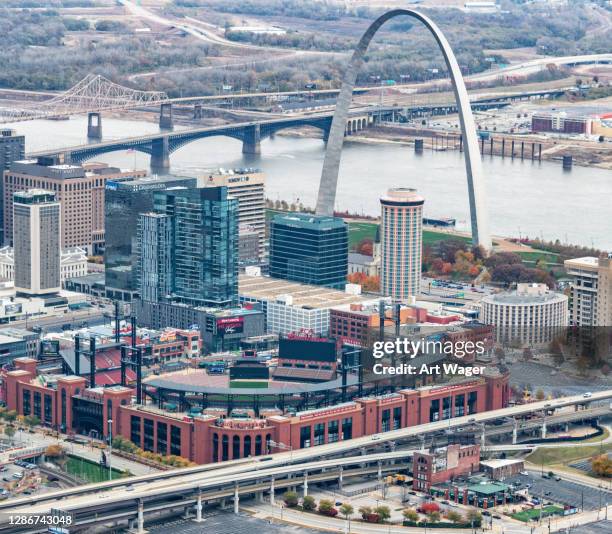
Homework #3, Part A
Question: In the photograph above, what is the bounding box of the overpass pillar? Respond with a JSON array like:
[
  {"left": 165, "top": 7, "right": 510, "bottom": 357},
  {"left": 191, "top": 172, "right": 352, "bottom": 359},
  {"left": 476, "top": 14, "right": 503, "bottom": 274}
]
[
  {"left": 151, "top": 137, "right": 170, "bottom": 174},
  {"left": 303, "top": 471, "right": 309, "bottom": 497},
  {"left": 338, "top": 466, "right": 343, "bottom": 490},
  {"left": 541, "top": 420, "right": 547, "bottom": 439},
  {"left": 87, "top": 112, "right": 102, "bottom": 140},
  {"left": 194, "top": 493, "right": 204, "bottom": 522},
  {"left": 512, "top": 419, "right": 518, "bottom": 445},
  {"left": 137, "top": 499, "right": 145, "bottom": 533},
  {"left": 377, "top": 461, "right": 382, "bottom": 481},
  {"left": 193, "top": 104, "right": 203, "bottom": 119},
  {"left": 233, "top": 483, "right": 240, "bottom": 514},
  {"left": 242, "top": 124, "right": 261, "bottom": 155},
  {"left": 270, "top": 478, "right": 275, "bottom": 505},
  {"left": 480, "top": 425, "right": 486, "bottom": 447},
  {"left": 159, "top": 103, "right": 174, "bottom": 130}
]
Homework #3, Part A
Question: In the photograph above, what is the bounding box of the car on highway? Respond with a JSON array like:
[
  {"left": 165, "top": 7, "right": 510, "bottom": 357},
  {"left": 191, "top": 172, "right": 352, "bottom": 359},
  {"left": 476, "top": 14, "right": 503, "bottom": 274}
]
[{"left": 583, "top": 392, "right": 592, "bottom": 398}]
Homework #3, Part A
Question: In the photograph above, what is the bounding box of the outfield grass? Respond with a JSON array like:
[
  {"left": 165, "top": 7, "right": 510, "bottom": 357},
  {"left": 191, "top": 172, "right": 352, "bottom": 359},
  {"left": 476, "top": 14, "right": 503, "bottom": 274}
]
[
  {"left": 526, "top": 442, "right": 612, "bottom": 466},
  {"left": 512, "top": 506, "right": 564, "bottom": 522},
  {"left": 65, "top": 455, "right": 124, "bottom": 483}
]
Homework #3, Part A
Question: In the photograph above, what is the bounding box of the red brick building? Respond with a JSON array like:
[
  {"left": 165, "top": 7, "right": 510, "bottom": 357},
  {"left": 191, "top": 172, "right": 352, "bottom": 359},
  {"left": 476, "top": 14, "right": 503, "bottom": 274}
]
[
  {"left": 2, "top": 357, "right": 509, "bottom": 465},
  {"left": 413, "top": 443, "right": 481, "bottom": 492}
]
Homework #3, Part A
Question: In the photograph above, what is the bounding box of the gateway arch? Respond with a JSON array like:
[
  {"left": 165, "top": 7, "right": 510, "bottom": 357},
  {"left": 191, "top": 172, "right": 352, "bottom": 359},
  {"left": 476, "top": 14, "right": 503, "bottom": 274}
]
[{"left": 315, "top": 9, "right": 491, "bottom": 250}]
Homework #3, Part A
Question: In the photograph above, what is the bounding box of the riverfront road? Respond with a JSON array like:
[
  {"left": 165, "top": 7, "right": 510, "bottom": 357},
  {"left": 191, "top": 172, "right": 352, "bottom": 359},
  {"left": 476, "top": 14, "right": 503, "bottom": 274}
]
[{"left": 0, "top": 391, "right": 610, "bottom": 521}]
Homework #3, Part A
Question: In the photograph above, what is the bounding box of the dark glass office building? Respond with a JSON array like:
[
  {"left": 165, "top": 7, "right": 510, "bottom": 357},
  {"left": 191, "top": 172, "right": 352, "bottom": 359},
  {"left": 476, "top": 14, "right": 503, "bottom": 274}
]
[
  {"left": 143, "top": 186, "right": 239, "bottom": 309},
  {"left": 104, "top": 175, "right": 196, "bottom": 302},
  {"left": 0, "top": 129, "right": 25, "bottom": 244},
  {"left": 269, "top": 213, "right": 348, "bottom": 289}
]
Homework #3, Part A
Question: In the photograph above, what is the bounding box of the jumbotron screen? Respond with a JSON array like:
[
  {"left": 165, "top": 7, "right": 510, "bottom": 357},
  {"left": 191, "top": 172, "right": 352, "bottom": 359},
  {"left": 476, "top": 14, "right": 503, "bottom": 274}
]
[{"left": 278, "top": 337, "right": 337, "bottom": 362}]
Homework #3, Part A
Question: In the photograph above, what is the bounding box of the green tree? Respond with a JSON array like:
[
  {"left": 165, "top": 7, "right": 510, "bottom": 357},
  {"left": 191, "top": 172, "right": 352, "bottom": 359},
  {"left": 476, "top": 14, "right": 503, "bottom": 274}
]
[
  {"left": 447, "top": 510, "right": 463, "bottom": 524},
  {"left": 427, "top": 511, "right": 441, "bottom": 523},
  {"left": 283, "top": 491, "right": 298, "bottom": 507},
  {"left": 402, "top": 508, "right": 419, "bottom": 522},
  {"left": 466, "top": 509, "right": 482, "bottom": 527},
  {"left": 339, "top": 503, "right": 354, "bottom": 519},
  {"left": 318, "top": 499, "right": 334, "bottom": 514},
  {"left": 359, "top": 505, "right": 372, "bottom": 519},
  {"left": 374, "top": 505, "right": 391, "bottom": 523},
  {"left": 4, "top": 425, "right": 15, "bottom": 444},
  {"left": 302, "top": 495, "right": 316, "bottom": 511}
]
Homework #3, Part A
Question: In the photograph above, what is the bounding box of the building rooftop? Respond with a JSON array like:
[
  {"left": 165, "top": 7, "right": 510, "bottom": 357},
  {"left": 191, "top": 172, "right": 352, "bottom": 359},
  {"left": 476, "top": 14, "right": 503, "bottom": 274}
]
[
  {"left": 467, "top": 481, "right": 509, "bottom": 496},
  {"left": 481, "top": 458, "right": 524, "bottom": 469},
  {"left": 239, "top": 274, "right": 368, "bottom": 309},
  {"left": 482, "top": 284, "right": 566, "bottom": 306},
  {"left": 271, "top": 212, "right": 346, "bottom": 230}
]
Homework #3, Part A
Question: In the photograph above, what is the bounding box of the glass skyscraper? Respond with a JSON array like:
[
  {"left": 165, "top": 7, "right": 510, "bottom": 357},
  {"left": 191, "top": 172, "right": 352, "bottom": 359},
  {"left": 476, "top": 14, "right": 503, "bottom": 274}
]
[
  {"left": 104, "top": 175, "right": 196, "bottom": 302},
  {"left": 141, "top": 186, "right": 239, "bottom": 309},
  {"left": 269, "top": 213, "right": 348, "bottom": 289}
]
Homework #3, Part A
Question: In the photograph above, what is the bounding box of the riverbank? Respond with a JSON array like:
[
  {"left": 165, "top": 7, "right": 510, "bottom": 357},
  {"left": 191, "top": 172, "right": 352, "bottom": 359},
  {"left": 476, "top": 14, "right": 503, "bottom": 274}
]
[{"left": 278, "top": 124, "right": 612, "bottom": 170}]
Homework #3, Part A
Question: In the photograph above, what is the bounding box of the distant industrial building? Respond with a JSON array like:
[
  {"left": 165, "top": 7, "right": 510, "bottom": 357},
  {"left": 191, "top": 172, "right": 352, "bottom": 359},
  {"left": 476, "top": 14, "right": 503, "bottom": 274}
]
[
  {"left": 532, "top": 112, "right": 590, "bottom": 135},
  {"left": 104, "top": 175, "right": 197, "bottom": 302},
  {"left": 13, "top": 190, "right": 61, "bottom": 296},
  {"left": 480, "top": 283, "right": 568, "bottom": 345},
  {"left": 564, "top": 254, "right": 612, "bottom": 326},
  {"left": 380, "top": 188, "right": 424, "bottom": 300},
  {"left": 269, "top": 212, "right": 348, "bottom": 289}
]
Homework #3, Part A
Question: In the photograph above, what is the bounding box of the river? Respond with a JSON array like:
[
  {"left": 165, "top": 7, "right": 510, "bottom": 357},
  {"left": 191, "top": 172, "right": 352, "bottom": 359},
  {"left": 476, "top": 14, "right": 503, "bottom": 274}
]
[{"left": 7, "top": 115, "right": 612, "bottom": 249}]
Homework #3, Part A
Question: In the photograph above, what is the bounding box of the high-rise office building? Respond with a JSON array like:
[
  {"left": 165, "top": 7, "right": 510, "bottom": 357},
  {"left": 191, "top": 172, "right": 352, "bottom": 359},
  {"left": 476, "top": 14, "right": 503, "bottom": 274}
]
[
  {"left": 13, "top": 189, "right": 61, "bottom": 296},
  {"left": 199, "top": 169, "right": 265, "bottom": 260},
  {"left": 4, "top": 156, "right": 146, "bottom": 252},
  {"left": 0, "top": 129, "right": 25, "bottom": 245},
  {"left": 380, "top": 188, "right": 424, "bottom": 300},
  {"left": 269, "top": 213, "right": 348, "bottom": 289},
  {"left": 104, "top": 175, "right": 197, "bottom": 302},
  {"left": 137, "top": 212, "right": 173, "bottom": 303},
  {"left": 140, "top": 186, "right": 239, "bottom": 309},
  {"left": 564, "top": 254, "right": 612, "bottom": 326}
]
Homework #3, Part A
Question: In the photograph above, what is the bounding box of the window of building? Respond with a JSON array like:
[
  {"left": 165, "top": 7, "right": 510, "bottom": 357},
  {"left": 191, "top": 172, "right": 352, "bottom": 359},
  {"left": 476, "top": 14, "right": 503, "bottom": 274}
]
[
  {"left": 130, "top": 415, "right": 141, "bottom": 445},
  {"left": 143, "top": 419, "right": 154, "bottom": 452},
  {"left": 300, "top": 425, "right": 311, "bottom": 448},
  {"left": 170, "top": 425, "right": 181, "bottom": 456},
  {"left": 157, "top": 422, "right": 168, "bottom": 455},
  {"left": 342, "top": 417, "right": 352, "bottom": 440}
]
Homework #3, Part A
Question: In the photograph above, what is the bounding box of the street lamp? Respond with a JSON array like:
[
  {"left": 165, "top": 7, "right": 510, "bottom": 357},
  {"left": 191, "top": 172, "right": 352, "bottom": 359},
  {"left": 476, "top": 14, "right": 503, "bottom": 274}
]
[{"left": 107, "top": 418, "right": 113, "bottom": 481}]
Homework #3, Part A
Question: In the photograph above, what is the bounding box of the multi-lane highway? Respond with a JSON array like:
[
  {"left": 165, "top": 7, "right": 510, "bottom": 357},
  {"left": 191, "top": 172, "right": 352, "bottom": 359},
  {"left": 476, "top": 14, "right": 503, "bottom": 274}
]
[{"left": 1, "top": 390, "right": 610, "bottom": 529}]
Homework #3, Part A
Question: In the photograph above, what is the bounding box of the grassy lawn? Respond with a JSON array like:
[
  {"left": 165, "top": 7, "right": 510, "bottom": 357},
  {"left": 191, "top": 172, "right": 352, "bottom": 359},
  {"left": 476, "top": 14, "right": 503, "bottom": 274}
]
[
  {"left": 348, "top": 221, "right": 378, "bottom": 248},
  {"left": 512, "top": 506, "right": 564, "bottom": 522},
  {"left": 65, "top": 455, "right": 124, "bottom": 483},
  {"left": 516, "top": 250, "right": 561, "bottom": 265},
  {"left": 526, "top": 442, "right": 612, "bottom": 466}
]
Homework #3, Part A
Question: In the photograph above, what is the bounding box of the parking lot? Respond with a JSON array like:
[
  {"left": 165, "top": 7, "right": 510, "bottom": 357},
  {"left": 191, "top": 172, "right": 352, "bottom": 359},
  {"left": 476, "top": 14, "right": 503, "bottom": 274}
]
[
  {"left": 504, "top": 472, "right": 611, "bottom": 511},
  {"left": 146, "top": 512, "right": 324, "bottom": 533}
]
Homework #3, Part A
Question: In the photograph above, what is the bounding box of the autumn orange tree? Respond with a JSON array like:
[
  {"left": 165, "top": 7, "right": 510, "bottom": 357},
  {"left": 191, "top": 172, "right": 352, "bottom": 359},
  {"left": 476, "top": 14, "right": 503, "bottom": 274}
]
[{"left": 591, "top": 454, "right": 612, "bottom": 477}]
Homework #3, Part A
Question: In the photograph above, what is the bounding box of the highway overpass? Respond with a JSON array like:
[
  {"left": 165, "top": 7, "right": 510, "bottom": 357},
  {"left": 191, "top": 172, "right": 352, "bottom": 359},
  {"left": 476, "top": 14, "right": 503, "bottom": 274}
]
[{"left": 1, "top": 390, "right": 609, "bottom": 532}]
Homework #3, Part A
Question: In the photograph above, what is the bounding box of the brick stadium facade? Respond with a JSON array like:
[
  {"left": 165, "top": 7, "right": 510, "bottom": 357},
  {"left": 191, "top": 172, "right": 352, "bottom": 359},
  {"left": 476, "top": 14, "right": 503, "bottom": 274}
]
[{"left": 2, "top": 357, "right": 509, "bottom": 465}]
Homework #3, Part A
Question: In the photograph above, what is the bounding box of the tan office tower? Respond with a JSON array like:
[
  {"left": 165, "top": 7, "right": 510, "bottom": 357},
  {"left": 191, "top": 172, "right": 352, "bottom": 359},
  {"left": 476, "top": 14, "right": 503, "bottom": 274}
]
[
  {"left": 13, "top": 189, "right": 61, "bottom": 296},
  {"left": 199, "top": 169, "right": 265, "bottom": 260},
  {"left": 380, "top": 188, "right": 424, "bottom": 300},
  {"left": 564, "top": 254, "right": 612, "bottom": 326},
  {"left": 3, "top": 156, "right": 146, "bottom": 253}
]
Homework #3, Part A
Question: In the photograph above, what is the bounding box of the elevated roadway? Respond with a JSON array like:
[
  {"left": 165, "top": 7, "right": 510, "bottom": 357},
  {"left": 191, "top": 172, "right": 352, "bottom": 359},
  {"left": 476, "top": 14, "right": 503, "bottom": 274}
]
[{"left": 1, "top": 390, "right": 609, "bottom": 521}]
